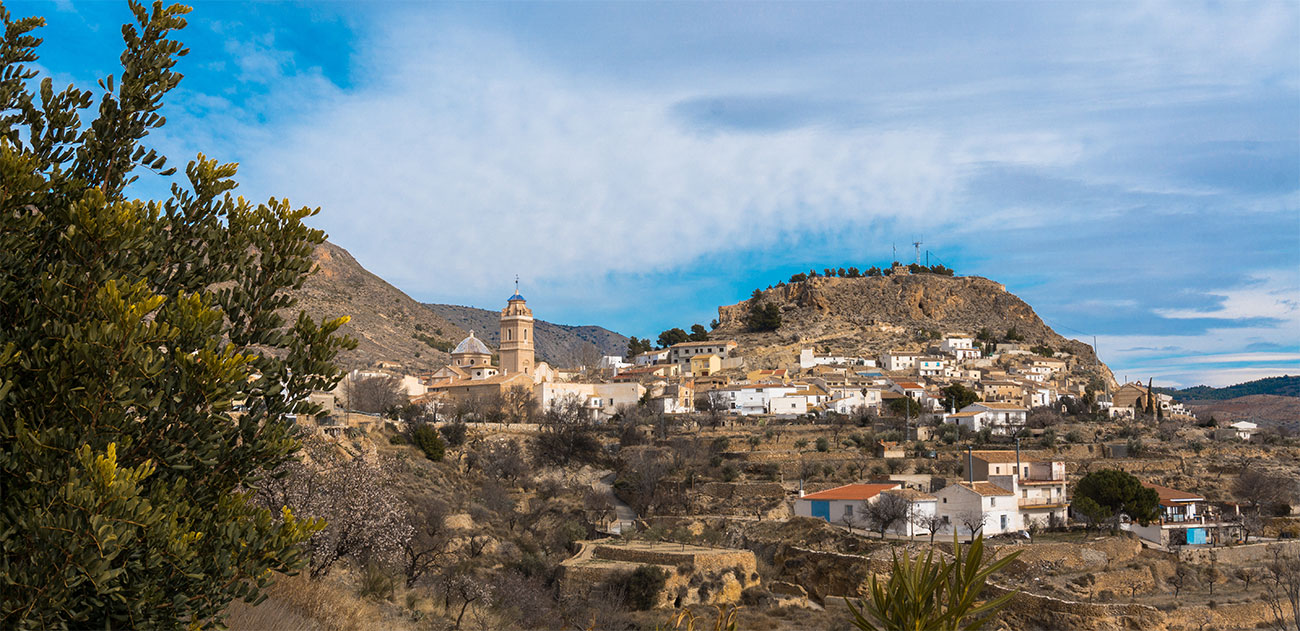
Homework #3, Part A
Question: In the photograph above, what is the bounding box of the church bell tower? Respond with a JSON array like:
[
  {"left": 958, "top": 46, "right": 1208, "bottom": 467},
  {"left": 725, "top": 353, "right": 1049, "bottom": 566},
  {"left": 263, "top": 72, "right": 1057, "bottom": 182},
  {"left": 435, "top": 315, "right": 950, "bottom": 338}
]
[{"left": 499, "top": 279, "right": 534, "bottom": 375}]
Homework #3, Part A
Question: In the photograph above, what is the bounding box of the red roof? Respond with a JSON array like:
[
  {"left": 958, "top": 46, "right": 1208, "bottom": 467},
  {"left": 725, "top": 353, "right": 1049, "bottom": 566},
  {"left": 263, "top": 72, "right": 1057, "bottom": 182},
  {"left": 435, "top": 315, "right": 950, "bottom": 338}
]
[
  {"left": 801, "top": 483, "right": 900, "bottom": 501},
  {"left": 1142, "top": 482, "right": 1203, "bottom": 504}
]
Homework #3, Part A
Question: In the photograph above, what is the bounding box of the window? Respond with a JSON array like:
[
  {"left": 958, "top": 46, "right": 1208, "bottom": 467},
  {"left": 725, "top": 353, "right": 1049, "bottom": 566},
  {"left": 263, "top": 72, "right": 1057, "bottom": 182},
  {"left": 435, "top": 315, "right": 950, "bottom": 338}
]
[
  {"left": 1000, "top": 514, "right": 1008, "bottom": 530},
  {"left": 990, "top": 498, "right": 996, "bottom": 507},
  {"left": 506, "top": 330, "right": 511, "bottom": 341},
  {"left": 844, "top": 505, "right": 853, "bottom": 517},
  {"left": 942, "top": 498, "right": 947, "bottom": 504}
]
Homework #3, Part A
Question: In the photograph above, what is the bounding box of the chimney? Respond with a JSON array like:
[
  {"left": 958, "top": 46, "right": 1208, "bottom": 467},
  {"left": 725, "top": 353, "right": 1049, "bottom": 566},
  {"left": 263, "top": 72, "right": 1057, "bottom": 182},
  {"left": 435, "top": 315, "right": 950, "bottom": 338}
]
[
  {"left": 798, "top": 478, "right": 805, "bottom": 498},
  {"left": 967, "top": 446, "right": 974, "bottom": 485}
]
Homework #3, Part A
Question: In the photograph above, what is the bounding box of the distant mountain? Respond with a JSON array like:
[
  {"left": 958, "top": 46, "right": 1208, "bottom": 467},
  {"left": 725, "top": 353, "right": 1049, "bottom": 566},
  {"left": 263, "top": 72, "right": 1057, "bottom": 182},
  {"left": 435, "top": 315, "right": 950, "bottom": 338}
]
[
  {"left": 1182, "top": 395, "right": 1300, "bottom": 431},
  {"left": 424, "top": 303, "right": 629, "bottom": 367},
  {"left": 291, "top": 242, "right": 467, "bottom": 371},
  {"left": 1156, "top": 375, "right": 1300, "bottom": 401}
]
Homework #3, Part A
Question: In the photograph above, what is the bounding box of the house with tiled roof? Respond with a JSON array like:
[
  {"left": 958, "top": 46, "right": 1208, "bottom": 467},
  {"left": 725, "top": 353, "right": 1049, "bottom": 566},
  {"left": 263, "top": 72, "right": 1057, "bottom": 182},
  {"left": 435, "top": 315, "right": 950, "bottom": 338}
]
[
  {"left": 943, "top": 402, "right": 1028, "bottom": 436},
  {"left": 1124, "top": 482, "right": 1237, "bottom": 547},
  {"left": 794, "top": 483, "right": 901, "bottom": 527},
  {"left": 969, "top": 451, "right": 1069, "bottom": 528},
  {"left": 667, "top": 340, "right": 738, "bottom": 367}
]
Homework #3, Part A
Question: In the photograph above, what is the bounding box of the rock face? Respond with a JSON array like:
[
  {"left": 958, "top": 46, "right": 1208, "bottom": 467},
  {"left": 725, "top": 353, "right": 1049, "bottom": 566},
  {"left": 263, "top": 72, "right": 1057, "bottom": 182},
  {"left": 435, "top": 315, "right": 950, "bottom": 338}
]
[
  {"left": 715, "top": 273, "right": 1112, "bottom": 381},
  {"left": 291, "top": 242, "right": 466, "bottom": 371},
  {"left": 424, "top": 303, "right": 629, "bottom": 367},
  {"left": 559, "top": 540, "right": 759, "bottom": 609}
]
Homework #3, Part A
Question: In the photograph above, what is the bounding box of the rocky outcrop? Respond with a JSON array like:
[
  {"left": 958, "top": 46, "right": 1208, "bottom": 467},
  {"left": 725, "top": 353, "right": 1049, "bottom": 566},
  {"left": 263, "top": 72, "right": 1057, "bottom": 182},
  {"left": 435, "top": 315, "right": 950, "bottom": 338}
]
[{"left": 714, "top": 273, "right": 1112, "bottom": 383}]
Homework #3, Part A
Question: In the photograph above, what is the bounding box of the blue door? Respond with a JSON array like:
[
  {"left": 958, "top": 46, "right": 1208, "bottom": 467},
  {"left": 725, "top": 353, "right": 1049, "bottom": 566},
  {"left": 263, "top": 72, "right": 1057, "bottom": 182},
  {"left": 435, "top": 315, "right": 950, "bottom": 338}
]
[
  {"left": 811, "top": 500, "right": 830, "bottom": 521},
  {"left": 1187, "top": 528, "right": 1206, "bottom": 545}
]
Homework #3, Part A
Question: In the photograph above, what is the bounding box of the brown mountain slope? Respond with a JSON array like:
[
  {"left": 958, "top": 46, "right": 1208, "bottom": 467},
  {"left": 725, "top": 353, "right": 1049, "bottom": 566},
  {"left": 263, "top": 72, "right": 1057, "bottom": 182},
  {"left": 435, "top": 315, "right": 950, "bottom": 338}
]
[
  {"left": 292, "top": 242, "right": 466, "bottom": 371},
  {"left": 1184, "top": 395, "right": 1300, "bottom": 428},
  {"left": 714, "top": 273, "right": 1113, "bottom": 382},
  {"left": 424, "top": 303, "right": 629, "bottom": 367}
]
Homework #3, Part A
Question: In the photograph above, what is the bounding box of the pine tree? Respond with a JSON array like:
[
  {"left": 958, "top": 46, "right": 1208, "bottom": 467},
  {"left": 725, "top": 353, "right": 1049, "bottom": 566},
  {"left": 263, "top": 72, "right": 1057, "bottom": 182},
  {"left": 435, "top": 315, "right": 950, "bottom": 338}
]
[{"left": 1, "top": 3, "right": 354, "bottom": 627}]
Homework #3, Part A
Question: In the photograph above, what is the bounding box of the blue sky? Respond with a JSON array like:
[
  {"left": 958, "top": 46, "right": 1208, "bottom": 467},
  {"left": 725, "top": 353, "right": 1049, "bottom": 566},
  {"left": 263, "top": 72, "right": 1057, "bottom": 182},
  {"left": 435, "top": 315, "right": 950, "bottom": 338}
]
[{"left": 18, "top": 0, "right": 1300, "bottom": 388}]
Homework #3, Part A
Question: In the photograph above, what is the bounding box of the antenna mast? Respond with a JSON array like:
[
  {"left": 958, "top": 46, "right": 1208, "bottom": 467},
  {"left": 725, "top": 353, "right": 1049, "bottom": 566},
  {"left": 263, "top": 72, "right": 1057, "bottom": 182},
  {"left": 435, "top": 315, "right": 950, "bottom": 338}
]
[{"left": 912, "top": 240, "right": 923, "bottom": 265}]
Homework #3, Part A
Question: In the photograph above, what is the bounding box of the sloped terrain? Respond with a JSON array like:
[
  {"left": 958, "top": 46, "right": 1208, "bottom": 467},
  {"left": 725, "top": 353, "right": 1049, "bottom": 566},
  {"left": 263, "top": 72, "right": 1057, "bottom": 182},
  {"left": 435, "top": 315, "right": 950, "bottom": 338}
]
[{"left": 291, "top": 242, "right": 466, "bottom": 371}]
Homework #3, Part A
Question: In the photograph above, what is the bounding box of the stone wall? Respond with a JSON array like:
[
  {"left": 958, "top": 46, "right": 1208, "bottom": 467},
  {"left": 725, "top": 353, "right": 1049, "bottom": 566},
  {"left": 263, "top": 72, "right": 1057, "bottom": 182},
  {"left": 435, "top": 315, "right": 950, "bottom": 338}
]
[{"left": 1177, "top": 539, "right": 1300, "bottom": 565}]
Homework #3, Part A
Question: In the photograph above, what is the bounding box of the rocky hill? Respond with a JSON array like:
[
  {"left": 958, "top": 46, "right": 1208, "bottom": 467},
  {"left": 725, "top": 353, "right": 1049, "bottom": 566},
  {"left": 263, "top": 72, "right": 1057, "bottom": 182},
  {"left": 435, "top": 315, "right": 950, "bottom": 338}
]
[
  {"left": 1183, "top": 394, "right": 1300, "bottom": 428},
  {"left": 713, "top": 273, "right": 1113, "bottom": 382},
  {"left": 424, "top": 303, "right": 629, "bottom": 367},
  {"left": 291, "top": 242, "right": 467, "bottom": 372}
]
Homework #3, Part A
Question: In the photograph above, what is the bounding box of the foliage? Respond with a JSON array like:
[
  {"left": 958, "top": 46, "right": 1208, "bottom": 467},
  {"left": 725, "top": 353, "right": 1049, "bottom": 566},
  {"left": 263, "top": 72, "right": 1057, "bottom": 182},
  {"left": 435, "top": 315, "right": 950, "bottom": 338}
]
[
  {"left": 439, "top": 421, "right": 468, "bottom": 448},
  {"left": 532, "top": 393, "right": 603, "bottom": 466},
  {"left": 746, "top": 300, "right": 782, "bottom": 332},
  {"left": 888, "top": 396, "right": 922, "bottom": 418},
  {"left": 1003, "top": 327, "right": 1025, "bottom": 342},
  {"left": 657, "top": 327, "right": 690, "bottom": 349},
  {"left": 688, "top": 324, "right": 709, "bottom": 341},
  {"left": 625, "top": 565, "right": 668, "bottom": 611},
  {"left": 1073, "top": 469, "right": 1160, "bottom": 526},
  {"left": 1, "top": 4, "right": 354, "bottom": 627},
  {"left": 412, "top": 424, "right": 446, "bottom": 462},
  {"left": 627, "top": 336, "right": 655, "bottom": 358},
  {"left": 257, "top": 441, "right": 410, "bottom": 579},
  {"left": 1155, "top": 375, "right": 1300, "bottom": 401},
  {"left": 941, "top": 384, "right": 981, "bottom": 411},
  {"left": 846, "top": 534, "right": 1018, "bottom": 630},
  {"left": 816, "top": 437, "right": 830, "bottom": 452}
]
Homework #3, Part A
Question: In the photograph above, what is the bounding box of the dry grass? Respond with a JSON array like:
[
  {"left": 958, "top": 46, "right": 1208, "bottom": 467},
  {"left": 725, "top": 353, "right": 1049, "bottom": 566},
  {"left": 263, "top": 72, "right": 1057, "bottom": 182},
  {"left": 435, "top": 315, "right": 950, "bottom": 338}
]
[{"left": 222, "top": 572, "right": 412, "bottom": 631}]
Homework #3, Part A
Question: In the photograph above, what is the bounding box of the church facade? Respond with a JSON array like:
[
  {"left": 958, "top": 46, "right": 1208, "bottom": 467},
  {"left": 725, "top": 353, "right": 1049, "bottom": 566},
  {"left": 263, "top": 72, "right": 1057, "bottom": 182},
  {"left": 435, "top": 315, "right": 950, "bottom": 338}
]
[{"left": 424, "top": 288, "right": 551, "bottom": 402}]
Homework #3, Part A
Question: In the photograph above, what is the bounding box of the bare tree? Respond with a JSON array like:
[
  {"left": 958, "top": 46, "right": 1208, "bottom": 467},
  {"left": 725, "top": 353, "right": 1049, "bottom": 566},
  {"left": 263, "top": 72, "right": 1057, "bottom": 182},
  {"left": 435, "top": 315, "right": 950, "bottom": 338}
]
[
  {"left": 618, "top": 447, "right": 677, "bottom": 516},
  {"left": 502, "top": 385, "right": 536, "bottom": 424},
  {"left": 862, "top": 493, "right": 910, "bottom": 538},
  {"left": 343, "top": 374, "right": 405, "bottom": 413},
  {"left": 1229, "top": 510, "right": 1265, "bottom": 544},
  {"left": 1263, "top": 548, "right": 1300, "bottom": 631},
  {"left": 1169, "top": 560, "right": 1194, "bottom": 597},
  {"left": 956, "top": 509, "right": 988, "bottom": 537},
  {"left": 479, "top": 439, "right": 528, "bottom": 484},
  {"left": 913, "top": 512, "right": 946, "bottom": 545},
  {"left": 533, "top": 393, "right": 602, "bottom": 466},
  {"left": 1237, "top": 468, "right": 1294, "bottom": 516},
  {"left": 694, "top": 390, "right": 728, "bottom": 427},
  {"left": 402, "top": 496, "right": 451, "bottom": 587}
]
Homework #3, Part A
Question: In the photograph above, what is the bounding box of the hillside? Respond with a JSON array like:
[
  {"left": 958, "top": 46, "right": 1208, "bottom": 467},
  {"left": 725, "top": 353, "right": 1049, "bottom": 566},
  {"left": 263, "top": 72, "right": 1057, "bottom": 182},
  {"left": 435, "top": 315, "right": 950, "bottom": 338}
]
[
  {"left": 292, "top": 242, "right": 467, "bottom": 371},
  {"left": 1157, "top": 375, "right": 1300, "bottom": 401},
  {"left": 424, "top": 303, "right": 629, "bottom": 367},
  {"left": 712, "top": 273, "right": 1112, "bottom": 381},
  {"left": 1183, "top": 394, "right": 1300, "bottom": 428}
]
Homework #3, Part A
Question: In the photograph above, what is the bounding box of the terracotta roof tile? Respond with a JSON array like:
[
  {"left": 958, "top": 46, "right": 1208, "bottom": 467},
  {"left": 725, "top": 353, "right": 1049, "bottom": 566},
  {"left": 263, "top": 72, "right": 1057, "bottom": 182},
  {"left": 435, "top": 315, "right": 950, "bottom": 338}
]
[{"left": 800, "top": 483, "right": 900, "bottom": 501}]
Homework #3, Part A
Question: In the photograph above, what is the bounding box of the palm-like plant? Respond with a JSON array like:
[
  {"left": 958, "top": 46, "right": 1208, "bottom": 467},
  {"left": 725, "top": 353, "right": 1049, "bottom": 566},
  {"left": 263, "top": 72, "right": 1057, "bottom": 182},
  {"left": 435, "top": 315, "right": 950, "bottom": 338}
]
[{"left": 846, "top": 534, "right": 1019, "bottom": 631}]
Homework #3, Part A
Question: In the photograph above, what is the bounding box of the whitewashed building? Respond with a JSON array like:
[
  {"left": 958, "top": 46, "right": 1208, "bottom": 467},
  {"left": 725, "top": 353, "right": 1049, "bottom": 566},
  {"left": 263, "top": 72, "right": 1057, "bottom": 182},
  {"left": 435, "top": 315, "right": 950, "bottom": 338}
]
[{"left": 935, "top": 481, "right": 1020, "bottom": 535}]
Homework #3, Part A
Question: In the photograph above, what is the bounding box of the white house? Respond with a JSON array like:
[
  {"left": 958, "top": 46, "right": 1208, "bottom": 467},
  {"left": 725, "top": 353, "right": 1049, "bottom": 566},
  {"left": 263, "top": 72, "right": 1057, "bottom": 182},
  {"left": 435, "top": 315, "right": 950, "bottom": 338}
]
[
  {"left": 1214, "top": 421, "right": 1258, "bottom": 441},
  {"left": 768, "top": 395, "right": 809, "bottom": 415},
  {"left": 879, "top": 350, "right": 921, "bottom": 372},
  {"left": 714, "top": 384, "right": 798, "bottom": 415},
  {"left": 596, "top": 355, "right": 631, "bottom": 374},
  {"left": 799, "top": 348, "right": 875, "bottom": 370},
  {"left": 1123, "top": 482, "right": 1233, "bottom": 547},
  {"left": 944, "top": 402, "right": 1028, "bottom": 435},
  {"left": 886, "top": 488, "right": 940, "bottom": 538},
  {"left": 935, "top": 481, "right": 1020, "bottom": 535},
  {"left": 794, "top": 483, "right": 902, "bottom": 525},
  {"left": 633, "top": 349, "right": 669, "bottom": 366},
  {"left": 917, "top": 357, "right": 947, "bottom": 378},
  {"left": 969, "top": 451, "right": 1069, "bottom": 528},
  {"left": 667, "top": 340, "right": 738, "bottom": 367},
  {"left": 534, "top": 382, "right": 646, "bottom": 420}
]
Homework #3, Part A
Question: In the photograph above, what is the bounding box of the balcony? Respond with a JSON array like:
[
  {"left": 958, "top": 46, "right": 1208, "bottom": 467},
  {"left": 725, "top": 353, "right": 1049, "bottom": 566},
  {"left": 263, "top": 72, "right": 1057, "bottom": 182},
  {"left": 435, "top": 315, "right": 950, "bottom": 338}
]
[{"left": 1019, "top": 498, "right": 1069, "bottom": 508}]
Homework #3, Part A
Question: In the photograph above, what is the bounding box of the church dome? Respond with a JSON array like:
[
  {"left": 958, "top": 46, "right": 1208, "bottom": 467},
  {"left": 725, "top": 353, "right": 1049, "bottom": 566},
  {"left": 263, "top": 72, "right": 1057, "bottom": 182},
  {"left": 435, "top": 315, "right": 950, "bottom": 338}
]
[{"left": 452, "top": 330, "right": 492, "bottom": 356}]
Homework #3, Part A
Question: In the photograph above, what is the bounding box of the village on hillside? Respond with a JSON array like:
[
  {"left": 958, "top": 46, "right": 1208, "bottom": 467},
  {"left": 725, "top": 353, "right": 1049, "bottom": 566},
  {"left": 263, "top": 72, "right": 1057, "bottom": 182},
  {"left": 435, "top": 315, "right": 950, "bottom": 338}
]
[{"left": 276, "top": 277, "right": 1300, "bottom": 630}]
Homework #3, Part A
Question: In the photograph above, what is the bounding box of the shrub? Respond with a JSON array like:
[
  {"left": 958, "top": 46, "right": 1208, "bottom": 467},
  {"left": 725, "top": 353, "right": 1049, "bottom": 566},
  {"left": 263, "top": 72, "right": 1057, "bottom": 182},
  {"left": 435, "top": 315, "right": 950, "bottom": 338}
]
[
  {"left": 816, "top": 437, "right": 830, "bottom": 452},
  {"left": 412, "top": 425, "right": 446, "bottom": 461},
  {"left": 722, "top": 464, "right": 739, "bottom": 482},
  {"left": 439, "top": 421, "right": 468, "bottom": 448},
  {"left": 624, "top": 565, "right": 668, "bottom": 611}
]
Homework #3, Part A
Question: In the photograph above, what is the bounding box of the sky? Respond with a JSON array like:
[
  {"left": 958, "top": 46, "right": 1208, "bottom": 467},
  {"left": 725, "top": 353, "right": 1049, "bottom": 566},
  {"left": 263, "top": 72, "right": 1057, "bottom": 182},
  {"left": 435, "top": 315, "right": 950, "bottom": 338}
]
[{"left": 17, "top": 0, "right": 1300, "bottom": 388}]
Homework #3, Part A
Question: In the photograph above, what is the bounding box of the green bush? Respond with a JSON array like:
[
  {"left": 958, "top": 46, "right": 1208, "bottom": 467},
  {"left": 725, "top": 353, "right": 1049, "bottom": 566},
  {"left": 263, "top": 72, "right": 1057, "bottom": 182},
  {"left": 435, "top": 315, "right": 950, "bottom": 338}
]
[
  {"left": 412, "top": 425, "right": 446, "bottom": 461},
  {"left": 816, "top": 437, "right": 830, "bottom": 452},
  {"left": 721, "top": 463, "right": 739, "bottom": 482},
  {"left": 439, "top": 421, "right": 468, "bottom": 448},
  {"left": 625, "top": 566, "right": 668, "bottom": 610}
]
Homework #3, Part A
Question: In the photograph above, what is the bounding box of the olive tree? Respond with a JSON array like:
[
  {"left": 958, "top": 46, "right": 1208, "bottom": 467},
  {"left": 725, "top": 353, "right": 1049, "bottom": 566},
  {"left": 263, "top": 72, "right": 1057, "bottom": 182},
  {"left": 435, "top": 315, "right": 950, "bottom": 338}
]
[{"left": 0, "top": 4, "right": 353, "bottom": 627}]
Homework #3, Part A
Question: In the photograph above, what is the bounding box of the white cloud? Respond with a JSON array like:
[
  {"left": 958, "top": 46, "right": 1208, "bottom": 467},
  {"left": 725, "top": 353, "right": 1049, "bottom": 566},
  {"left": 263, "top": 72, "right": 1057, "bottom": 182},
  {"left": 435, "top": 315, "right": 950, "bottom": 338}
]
[
  {"left": 224, "top": 25, "right": 1083, "bottom": 299},
  {"left": 1155, "top": 270, "right": 1300, "bottom": 323}
]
